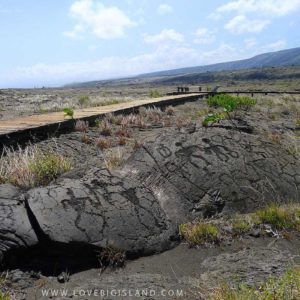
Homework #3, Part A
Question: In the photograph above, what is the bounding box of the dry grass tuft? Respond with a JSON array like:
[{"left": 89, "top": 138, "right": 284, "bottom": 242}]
[
  {"left": 99, "top": 121, "right": 112, "bottom": 136},
  {"left": 165, "top": 106, "right": 176, "bottom": 116},
  {"left": 0, "top": 146, "right": 72, "bottom": 189},
  {"left": 97, "top": 247, "right": 126, "bottom": 269},
  {"left": 96, "top": 138, "right": 113, "bottom": 150},
  {"left": 75, "top": 120, "right": 89, "bottom": 132},
  {"left": 115, "top": 126, "right": 132, "bottom": 138},
  {"left": 104, "top": 148, "right": 124, "bottom": 170}
]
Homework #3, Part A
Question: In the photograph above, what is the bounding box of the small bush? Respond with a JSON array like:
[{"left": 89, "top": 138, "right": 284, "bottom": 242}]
[
  {"left": 63, "top": 107, "right": 74, "bottom": 119},
  {"left": 149, "top": 90, "right": 161, "bottom": 98},
  {"left": 179, "top": 222, "right": 219, "bottom": 246},
  {"left": 202, "top": 113, "right": 225, "bottom": 127},
  {"left": 78, "top": 95, "right": 89, "bottom": 107},
  {"left": 207, "top": 94, "right": 256, "bottom": 112}
]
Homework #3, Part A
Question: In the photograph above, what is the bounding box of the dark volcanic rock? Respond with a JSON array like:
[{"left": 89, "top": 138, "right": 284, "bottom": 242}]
[
  {"left": 0, "top": 126, "right": 299, "bottom": 265},
  {"left": 0, "top": 185, "right": 38, "bottom": 264}
]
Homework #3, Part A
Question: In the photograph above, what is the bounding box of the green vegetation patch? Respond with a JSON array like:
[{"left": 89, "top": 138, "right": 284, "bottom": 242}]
[
  {"left": 254, "top": 203, "right": 300, "bottom": 230},
  {"left": 179, "top": 222, "right": 219, "bottom": 246},
  {"left": 29, "top": 153, "right": 72, "bottom": 187},
  {"left": 149, "top": 90, "right": 161, "bottom": 98},
  {"left": 0, "top": 292, "right": 9, "bottom": 300},
  {"left": 63, "top": 107, "right": 74, "bottom": 119},
  {"left": 78, "top": 95, "right": 90, "bottom": 107},
  {"left": 209, "top": 267, "right": 300, "bottom": 300},
  {"left": 207, "top": 94, "right": 257, "bottom": 112},
  {"left": 202, "top": 112, "right": 225, "bottom": 126},
  {"left": 180, "top": 203, "right": 300, "bottom": 246}
]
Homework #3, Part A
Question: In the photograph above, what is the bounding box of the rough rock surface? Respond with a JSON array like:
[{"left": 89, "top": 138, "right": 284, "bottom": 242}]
[
  {"left": 0, "top": 185, "right": 38, "bottom": 265},
  {"left": 0, "top": 125, "right": 299, "bottom": 264}
]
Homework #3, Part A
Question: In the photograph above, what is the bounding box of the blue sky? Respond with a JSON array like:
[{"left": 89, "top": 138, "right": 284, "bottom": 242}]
[{"left": 0, "top": 0, "right": 300, "bottom": 88}]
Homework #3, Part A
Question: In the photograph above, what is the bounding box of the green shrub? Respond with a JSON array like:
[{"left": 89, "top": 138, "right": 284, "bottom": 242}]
[
  {"left": 63, "top": 107, "right": 74, "bottom": 119},
  {"left": 149, "top": 90, "right": 161, "bottom": 98},
  {"left": 78, "top": 95, "right": 89, "bottom": 107},
  {"left": 179, "top": 222, "right": 219, "bottom": 246},
  {"left": 207, "top": 94, "right": 256, "bottom": 112},
  {"left": 202, "top": 112, "right": 225, "bottom": 126}
]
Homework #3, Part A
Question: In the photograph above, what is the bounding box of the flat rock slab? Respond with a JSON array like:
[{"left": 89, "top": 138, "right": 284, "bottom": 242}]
[{"left": 0, "top": 125, "right": 299, "bottom": 265}]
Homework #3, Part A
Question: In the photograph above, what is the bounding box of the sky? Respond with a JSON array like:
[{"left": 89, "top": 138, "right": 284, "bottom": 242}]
[{"left": 0, "top": 0, "right": 300, "bottom": 88}]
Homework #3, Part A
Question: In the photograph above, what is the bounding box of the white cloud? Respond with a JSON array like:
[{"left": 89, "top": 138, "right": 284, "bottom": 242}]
[
  {"left": 225, "top": 15, "right": 270, "bottom": 34},
  {"left": 157, "top": 4, "right": 173, "bottom": 15},
  {"left": 217, "top": 0, "right": 300, "bottom": 17},
  {"left": 244, "top": 38, "right": 257, "bottom": 49},
  {"left": 144, "top": 29, "right": 184, "bottom": 44},
  {"left": 194, "top": 28, "right": 216, "bottom": 45},
  {"left": 0, "top": 43, "right": 246, "bottom": 88},
  {"left": 65, "top": 0, "right": 136, "bottom": 39},
  {"left": 207, "top": 12, "right": 222, "bottom": 21},
  {"left": 63, "top": 24, "right": 85, "bottom": 39},
  {"left": 261, "top": 39, "right": 287, "bottom": 52}
]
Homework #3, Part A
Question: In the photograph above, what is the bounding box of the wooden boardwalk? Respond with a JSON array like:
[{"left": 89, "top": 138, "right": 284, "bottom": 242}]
[{"left": 0, "top": 93, "right": 203, "bottom": 148}]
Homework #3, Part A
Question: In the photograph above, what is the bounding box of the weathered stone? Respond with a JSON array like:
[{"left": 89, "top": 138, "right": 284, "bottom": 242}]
[
  {"left": 0, "top": 126, "right": 299, "bottom": 265},
  {"left": 0, "top": 185, "right": 38, "bottom": 264}
]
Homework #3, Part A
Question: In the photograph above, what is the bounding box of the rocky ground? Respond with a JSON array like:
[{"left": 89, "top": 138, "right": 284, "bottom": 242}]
[
  {"left": 0, "top": 92, "right": 299, "bottom": 299},
  {"left": 0, "top": 86, "right": 174, "bottom": 121}
]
